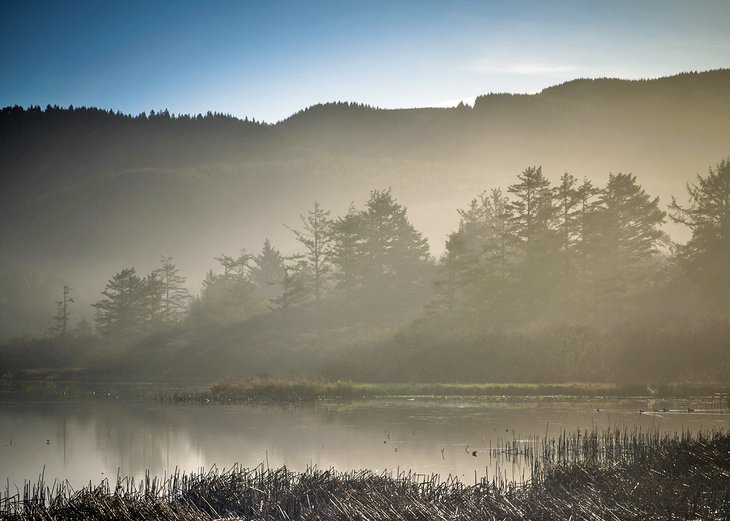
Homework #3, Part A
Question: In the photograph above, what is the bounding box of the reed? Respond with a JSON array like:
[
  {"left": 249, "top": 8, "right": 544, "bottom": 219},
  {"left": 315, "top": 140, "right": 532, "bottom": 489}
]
[{"left": 2, "top": 427, "right": 729, "bottom": 519}]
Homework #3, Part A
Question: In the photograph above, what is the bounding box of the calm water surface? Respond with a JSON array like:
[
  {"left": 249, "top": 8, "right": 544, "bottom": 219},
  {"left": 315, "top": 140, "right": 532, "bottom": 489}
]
[{"left": 1, "top": 396, "right": 728, "bottom": 489}]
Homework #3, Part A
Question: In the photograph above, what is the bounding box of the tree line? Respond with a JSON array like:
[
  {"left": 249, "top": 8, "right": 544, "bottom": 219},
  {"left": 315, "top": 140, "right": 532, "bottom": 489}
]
[
  {"left": 1, "top": 104, "right": 266, "bottom": 125},
  {"left": 51, "top": 158, "right": 730, "bottom": 338}
]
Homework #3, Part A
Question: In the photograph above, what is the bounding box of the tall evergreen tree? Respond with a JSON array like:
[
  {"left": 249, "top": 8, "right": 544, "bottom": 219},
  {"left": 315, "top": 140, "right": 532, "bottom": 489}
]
[
  {"left": 359, "top": 189, "right": 431, "bottom": 290},
  {"left": 93, "top": 268, "right": 145, "bottom": 336},
  {"left": 189, "top": 254, "right": 265, "bottom": 326},
  {"left": 50, "top": 285, "right": 73, "bottom": 337},
  {"left": 553, "top": 173, "right": 583, "bottom": 304},
  {"left": 330, "top": 203, "right": 364, "bottom": 292},
  {"left": 250, "top": 239, "right": 286, "bottom": 305},
  {"left": 431, "top": 194, "right": 488, "bottom": 315},
  {"left": 200, "top": 269, "right": 219, "bottom": 299},
  {"left": 591, "top": 173, "right": 667, "bottom": 307},
  {"left": 153, "top": 256, "right": 190, "bottom": 324},
  {"left": 482, "top": 189, "right": 514, "bottom": 284},
  {"left": 574, "top": 178, "right": 602, "bottom": 305},
  {"left": 669, "top": 158, "right": 730, "bottom": 302},
  {"left": 456, "top": 191, "right": 493, "bottom": 254},
  {"left": 140, "top": 272, "right": 165, "bottom": 328},
  {"left": 435, "top": 231, "right": 472, "bottom": 314},
  {"left": 554, "top": 173, "right": 581, "bottom": 266},
  {"left": 272, "top": 254, "right": 311, "bottom": 310},
  {"left": 287, "top": 202, "right": 333, "bottom": 301},
  {"left": 507, "top": 166, "right": 559, "bottom": 305},
  {"left": 437, "top": 189, "right": 513, "bottom": 318}
]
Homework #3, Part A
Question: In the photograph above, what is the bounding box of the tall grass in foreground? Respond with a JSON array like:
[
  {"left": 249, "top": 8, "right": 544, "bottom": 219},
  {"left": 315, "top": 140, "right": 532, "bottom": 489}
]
[{"left": 2, "top": 428, "right": 729, "bottom": 520}]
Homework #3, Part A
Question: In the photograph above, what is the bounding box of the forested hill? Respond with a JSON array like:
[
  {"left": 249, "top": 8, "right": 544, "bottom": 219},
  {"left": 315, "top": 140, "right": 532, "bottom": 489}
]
[
  {"left": 280, "top": 70, "right": 730, "bottom": 158},
  {"left": 1, "top": 69, "right": 729, "bottom": 336},
  {"left": 3, "top": 70, "right": 729, "bottom": 193},
  {"left": 0, "top": 107, "right": 270, "bottom": 202}
]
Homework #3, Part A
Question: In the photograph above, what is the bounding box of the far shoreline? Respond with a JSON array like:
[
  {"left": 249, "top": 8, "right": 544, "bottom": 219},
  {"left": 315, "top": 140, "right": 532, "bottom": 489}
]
[{"left": 2, "top": 376, "right": 729, "bottom": 403}]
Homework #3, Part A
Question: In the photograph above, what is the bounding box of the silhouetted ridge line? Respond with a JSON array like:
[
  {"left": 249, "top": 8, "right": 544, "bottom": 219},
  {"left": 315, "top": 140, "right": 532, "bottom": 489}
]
[{"left": 3, "top": 68, "right": 729, "bottom": 125}]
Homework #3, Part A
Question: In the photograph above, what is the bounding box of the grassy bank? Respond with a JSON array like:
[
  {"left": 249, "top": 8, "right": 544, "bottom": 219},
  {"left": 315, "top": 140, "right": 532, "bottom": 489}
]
[
  {"left": 3, "top": 428, "right": 729, "bottom": 520},
  {"left": 4, "top": 375, "right": 728, "bottom": 402},
  {"left": 155, "top": 377, "right": 730, "bottom": 403}
]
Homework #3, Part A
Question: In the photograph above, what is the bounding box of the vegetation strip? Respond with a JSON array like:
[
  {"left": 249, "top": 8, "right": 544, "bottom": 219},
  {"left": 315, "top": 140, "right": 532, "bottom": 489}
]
[
  {"left": 154, "top": 378, "right": 730, "bottom": 403},
  {"left": 3, "top": 428, "right": 729, "bottom": 520}
]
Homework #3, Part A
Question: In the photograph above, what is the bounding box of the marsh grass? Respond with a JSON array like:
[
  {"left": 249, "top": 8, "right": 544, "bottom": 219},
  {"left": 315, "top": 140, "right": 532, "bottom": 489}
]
[
  {"left": 157, "top": 378, "right": 730, "bottom": 404},
  {"left": 211, "top": 377, "right": 357, "bottom": 402},
  {"left": 2, "top": 427, "right": 729, "bottom": 520}
]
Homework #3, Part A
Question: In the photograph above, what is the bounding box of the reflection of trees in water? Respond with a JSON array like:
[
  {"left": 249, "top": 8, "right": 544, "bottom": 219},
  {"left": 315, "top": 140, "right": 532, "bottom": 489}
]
[
  {"left": 83, "top": 403, "right": 404, "bottom": 473},
  {"left": 90, "top": 404, "right": 199, "bottom": 478},
  {"left": 87, "top": 403, "right": 349, "bottom": 476}
]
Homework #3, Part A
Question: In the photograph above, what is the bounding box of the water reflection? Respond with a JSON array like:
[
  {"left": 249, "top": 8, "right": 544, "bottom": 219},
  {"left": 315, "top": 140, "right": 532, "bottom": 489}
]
[{"left": 0, "top": 397, "right": 728, "bottom": 489}]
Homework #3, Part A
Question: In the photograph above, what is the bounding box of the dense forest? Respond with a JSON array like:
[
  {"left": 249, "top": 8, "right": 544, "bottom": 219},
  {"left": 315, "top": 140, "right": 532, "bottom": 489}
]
[
  {"left": 1, "top": 70, "right": 730, "bottom": 384},
  {"left": 2, "top": 70, "right": 730, "bottom": 338},
  {"left": 3, "top": 157, "right": 729, "bottom": 384}
]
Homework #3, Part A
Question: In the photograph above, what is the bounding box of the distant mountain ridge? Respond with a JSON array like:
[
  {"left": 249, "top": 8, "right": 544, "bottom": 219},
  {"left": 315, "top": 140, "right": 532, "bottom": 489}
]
[
  {"left": 1, "top": 69, "right": 729, "bottom": 336},
  {"left": 4, "top": 70, "right": 728, "bottom": 178}
]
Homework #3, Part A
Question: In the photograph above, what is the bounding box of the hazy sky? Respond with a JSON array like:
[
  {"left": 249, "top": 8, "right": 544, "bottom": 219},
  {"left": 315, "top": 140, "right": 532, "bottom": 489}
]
[{"left": 2, "top": 0, "right": 729, "bottom": 122}]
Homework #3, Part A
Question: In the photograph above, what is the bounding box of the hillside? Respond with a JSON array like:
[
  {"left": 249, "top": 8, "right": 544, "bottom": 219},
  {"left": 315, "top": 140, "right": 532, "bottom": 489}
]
[{"left": 1, "top": 69, "right": 729, "bottom": 336}]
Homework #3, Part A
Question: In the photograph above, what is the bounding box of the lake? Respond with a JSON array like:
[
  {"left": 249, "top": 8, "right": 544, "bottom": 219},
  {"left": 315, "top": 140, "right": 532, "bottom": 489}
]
[{"left": 1, "top": 396, "right": 728, "bottom": 491}]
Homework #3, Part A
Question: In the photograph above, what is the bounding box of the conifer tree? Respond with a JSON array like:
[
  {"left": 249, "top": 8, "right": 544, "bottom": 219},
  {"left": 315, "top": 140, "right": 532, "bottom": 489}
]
[
  {"left": 437, "top": 189, "right": 513, "bottom": 317},
  {"left": 574, "top": 178, "right": 602, "bottom": 305},
  {"left": 435, "top": 231, "right": 471, "bottom": 314},
  {"left": 250, "top": 239, "right": 286, "bottom": 305},
  {"left": 189, "top": 254, "right": 265, "bottom": 325},
  {"left": 200, "top": 269, "right": 219, "bottom": 298},
  {"left": 507, "top": 166, "right": 559, "bottom": 305},
  {"left": 591, "top": 173, "right": 667, "bottom": 307},
  {"left": 140, "top": 272, "right": 165, "bottom": 328},
  {"left": 153, "top": 256, "right": 190, "bottom": 324},
  {"left": 93, "top": 268, "right": 145, "bottom": 336},
  {"left": 330, "top": 203, "right": 364, "bottom": 292},
  {"left": 482, "top": 188, "right": 514, "bottom": 285},
  {"left": 669, "top": 158, "right": 730, "bottom": 302},
  {"left": 287, "top": 202, "right": 333, "bottom": 301},
  {"left": 508, "top": 166, "right": 558, "bottom": 266},
  {"left": 553, "top": 172, "right": 583, "bottom": 304},
  {"left": 554, "top": 172, "right": 581, "bottom": 266},
  {"left": 50, "top": 285, "right": 73, "bottom": 337},
  {"left": 272, "top": 255, "right": 311, "bottom": 310},
  {"left": 359, "top": 189, "right": 431, "bottom": 290}
]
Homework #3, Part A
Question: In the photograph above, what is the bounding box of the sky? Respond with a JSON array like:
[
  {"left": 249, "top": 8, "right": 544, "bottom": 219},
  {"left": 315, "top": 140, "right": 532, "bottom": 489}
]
[{"left": 2, "top": 0, "right": 729, "bottom": 123}]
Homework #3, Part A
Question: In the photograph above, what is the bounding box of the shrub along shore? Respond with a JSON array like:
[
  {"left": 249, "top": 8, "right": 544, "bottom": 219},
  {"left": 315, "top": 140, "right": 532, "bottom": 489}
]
[
  {"left": 155, "top": 377, "right": 730, "bottom": 403},
  {"left": 2, "top": 428, "right": 728, "bottom": 520}
]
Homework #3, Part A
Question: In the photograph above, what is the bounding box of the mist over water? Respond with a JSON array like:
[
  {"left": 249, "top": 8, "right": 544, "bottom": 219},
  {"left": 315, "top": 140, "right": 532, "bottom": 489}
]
[{"left": 2, "top": 397, "right": 729, "bottom": 490}]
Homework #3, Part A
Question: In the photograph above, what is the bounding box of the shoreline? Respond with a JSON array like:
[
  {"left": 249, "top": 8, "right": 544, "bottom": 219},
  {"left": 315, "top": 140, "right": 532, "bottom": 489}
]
[{"left": 2, "top": 377, "right": 730, "bottom": 403}]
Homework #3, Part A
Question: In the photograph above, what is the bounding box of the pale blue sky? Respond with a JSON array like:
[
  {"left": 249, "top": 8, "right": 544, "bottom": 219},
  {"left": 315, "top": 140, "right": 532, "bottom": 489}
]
[{"left": 2, "top": 0, "right": 729, "bottom": 122}]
